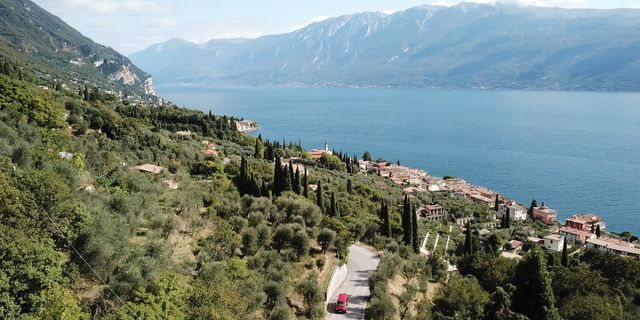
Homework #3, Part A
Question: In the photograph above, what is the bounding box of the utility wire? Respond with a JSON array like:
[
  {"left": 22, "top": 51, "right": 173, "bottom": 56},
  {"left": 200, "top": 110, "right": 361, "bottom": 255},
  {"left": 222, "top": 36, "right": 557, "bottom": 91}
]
[{"left": 42, "top": 213, "right": 139, "bottom": 319}]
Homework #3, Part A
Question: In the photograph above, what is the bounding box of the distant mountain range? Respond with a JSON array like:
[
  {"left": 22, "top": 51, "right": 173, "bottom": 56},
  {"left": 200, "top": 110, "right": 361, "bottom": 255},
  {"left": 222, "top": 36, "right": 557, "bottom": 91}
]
[
  {"left": 0, "top": 0, "right": 154, "bottom": 96},
  {"left": 131, "top": 3, "right": 640, "bottom": 91}
]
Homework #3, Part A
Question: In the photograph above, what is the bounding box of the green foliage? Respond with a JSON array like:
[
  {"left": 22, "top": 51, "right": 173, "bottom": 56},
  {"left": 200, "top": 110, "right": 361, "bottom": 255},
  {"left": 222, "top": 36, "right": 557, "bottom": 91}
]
[
  {"left": 512, "top": 248, "right": 560, "bottom": 320},
  {"left": 432, "top": 275, "right": 489, "bottom": 320}
]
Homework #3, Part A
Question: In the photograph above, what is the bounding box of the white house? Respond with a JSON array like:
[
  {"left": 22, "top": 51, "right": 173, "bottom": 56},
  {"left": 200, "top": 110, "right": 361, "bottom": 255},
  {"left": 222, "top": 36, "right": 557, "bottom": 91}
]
[
  {"left": 543, "top": 234, "right": 565, "bottom": 252},
  {"left": 498, "top": 202, "right": 527, "bottom": 221}
]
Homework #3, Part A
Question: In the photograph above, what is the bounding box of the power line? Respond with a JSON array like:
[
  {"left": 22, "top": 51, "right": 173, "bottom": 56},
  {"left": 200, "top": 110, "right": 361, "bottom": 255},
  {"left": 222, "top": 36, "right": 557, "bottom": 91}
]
[{"left": 42, "top": 213, "right": 139, "bottom": 319}]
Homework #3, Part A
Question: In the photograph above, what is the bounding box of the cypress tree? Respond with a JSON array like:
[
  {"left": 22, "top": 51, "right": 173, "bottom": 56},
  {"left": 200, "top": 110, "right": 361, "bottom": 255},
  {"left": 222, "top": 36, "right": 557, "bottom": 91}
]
[
  {"left": 412, "top": 205, "right": 419, "bottom": 253},
  {"left": 330, "top": 191, "right": 337, "bottom": 217},
  {"left": 316, "top": 181, "right": 324, "bottom": 213},
  {"left": 464, "top": 222, "right": 473, "bottom": 255},
  {"left": 239, "top": 156, "right": 249, "bottom": 195},
  {"left": 596, "top": 224, "right": 601, "bottom": 237},
  {"left": 402, "top": 195, "right": 412, "bottom": 246},
  {"left": 293, "top": 167, "right": 301, "bottom": 195},
  {"left": 505, "top": 209, "right": 511, "bottom": 228},
  {"left": 283, "top": 164, "right": 292, "bottom": 192},
  {"left": 347, "top": 179, "right": 352, "bottom": 194},
  {"left": 250, "top": 175, "right": 260, "bottom": 197},
  {"left": 303, "top": 169, "right": 309, "bottom": 198},
  {"left": 261, "top": 181, "right": 270, "bottom": 198},
  {"left": 254, "top": 139, "right": 261, "bottom": 158},
  {"left": 272, "top": 156, "right": 283, "bottom": 197},
  {"left": 495, "top": 194, "right": 500, "bottom": 211},
  {"left": 83, "top": 86, "right": 90, "bottom": 101},
  {"left": 561, "top": 240, "right": 568, "bottom": 267},
  {"left": 383, "top": 201, "right": 391, "bottom": 237},
  {"left": 528, "top": 199, "right": 538, "bottom": 217},
  {"left": 513, "top": 248, "right": 560, "bottom": 320},
  {"left": 500, "top": 213, "right": 506, "bottom": 229}
]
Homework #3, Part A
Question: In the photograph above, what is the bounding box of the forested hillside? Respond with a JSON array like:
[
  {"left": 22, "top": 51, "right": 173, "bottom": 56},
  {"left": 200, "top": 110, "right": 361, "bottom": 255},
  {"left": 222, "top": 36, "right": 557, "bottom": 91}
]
[{"left": 2, "top": 56, "right": 640, "bottom": 320}]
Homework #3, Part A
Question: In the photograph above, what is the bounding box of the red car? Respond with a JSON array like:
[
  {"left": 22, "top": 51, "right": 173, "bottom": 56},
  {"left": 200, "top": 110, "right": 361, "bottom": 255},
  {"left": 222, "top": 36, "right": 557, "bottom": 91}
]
[{"left": 335, "top": 293, "right": 349, "bottom": 313}]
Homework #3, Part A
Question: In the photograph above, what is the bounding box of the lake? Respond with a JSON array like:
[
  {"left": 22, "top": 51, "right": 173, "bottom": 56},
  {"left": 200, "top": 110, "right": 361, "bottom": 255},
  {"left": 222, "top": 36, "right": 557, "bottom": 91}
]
[{"left": 157, "top": 86, "right": 640, "bottom": 235}]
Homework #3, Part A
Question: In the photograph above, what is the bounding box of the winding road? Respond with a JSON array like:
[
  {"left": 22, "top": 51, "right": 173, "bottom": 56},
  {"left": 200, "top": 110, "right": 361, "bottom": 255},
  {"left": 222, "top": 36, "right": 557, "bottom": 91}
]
[{"left": 327, "top": 245, "right": 380, "bottom": 320}]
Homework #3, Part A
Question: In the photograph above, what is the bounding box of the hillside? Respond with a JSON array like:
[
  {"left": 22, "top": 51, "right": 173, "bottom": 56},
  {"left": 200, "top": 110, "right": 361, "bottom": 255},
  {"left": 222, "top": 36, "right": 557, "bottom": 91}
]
[
  {"left": 132, "top": 3, "right": 640, "bottom": 91},
  {"left": 0, "top": 0, "right": 155, "bottom": 97}
]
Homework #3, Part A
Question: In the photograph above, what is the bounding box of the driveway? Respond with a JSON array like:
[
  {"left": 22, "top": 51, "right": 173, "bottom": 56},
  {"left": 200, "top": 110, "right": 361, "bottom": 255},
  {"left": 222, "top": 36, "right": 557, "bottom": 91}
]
[{"left": 327, "top": 245, "right": 380, "bottom": 320}]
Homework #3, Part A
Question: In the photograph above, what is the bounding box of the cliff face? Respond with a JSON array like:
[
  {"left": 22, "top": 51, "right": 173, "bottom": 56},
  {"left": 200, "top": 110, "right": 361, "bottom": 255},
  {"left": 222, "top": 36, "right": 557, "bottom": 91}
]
[{"left": 0, "top": 0, "right": 153, "bottom": 96}]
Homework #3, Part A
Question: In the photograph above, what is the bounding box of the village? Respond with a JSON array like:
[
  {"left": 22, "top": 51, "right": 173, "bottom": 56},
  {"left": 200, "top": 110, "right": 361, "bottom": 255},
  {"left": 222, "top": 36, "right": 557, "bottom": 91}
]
[{"left": 350, "top": 155, "right": 640, "bottom": 260}]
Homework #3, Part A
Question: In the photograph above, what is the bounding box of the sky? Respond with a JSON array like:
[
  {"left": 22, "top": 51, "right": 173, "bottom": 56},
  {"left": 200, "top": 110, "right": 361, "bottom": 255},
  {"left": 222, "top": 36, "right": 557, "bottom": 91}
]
[{"left": 33, "top": 0, "right": 640, "bottom": 55}]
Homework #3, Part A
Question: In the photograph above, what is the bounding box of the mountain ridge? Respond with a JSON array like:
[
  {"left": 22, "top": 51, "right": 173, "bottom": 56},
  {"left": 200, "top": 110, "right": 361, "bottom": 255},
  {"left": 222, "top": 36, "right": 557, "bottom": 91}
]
[
  {"left": 0, "top": 0, "right": 155, "bottom": 97},
  {"left": 131, "top": 3, "right": 640, "bottom": 91}
]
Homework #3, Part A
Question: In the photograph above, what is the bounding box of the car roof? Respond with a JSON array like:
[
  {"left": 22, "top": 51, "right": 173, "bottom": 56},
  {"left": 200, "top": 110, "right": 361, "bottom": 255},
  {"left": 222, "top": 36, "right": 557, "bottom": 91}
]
[{"left": 337, "top": 293, "right": 348, "bottom": 301}]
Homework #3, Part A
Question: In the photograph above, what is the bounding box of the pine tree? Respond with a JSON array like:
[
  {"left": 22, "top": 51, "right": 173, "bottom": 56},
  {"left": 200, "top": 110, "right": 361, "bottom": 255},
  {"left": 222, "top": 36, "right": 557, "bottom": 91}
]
[
  {"left": 303, "top": 169, "right": 309, "bottom": 198},
  {"left": 330, "top": 191, "right": 337, "bottom": 217},
  {"left": 316, "top": 181, "right": 324, "bottom": 213},
  {"left": 412, "top": 205, "right": 419, "bottom": 253},
  {"left": 561, "top": 240, "right": 568, "bottom": 267},
  {"left": 402, "top": 195, "right": 412, "bottom": 246},
  {"left": 464, "top": 222, "right": 473, "bottom": 255}
]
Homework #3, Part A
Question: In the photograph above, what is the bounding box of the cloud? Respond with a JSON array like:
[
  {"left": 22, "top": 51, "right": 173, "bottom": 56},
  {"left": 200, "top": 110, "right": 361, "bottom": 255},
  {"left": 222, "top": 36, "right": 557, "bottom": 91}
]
[{"left": 40, "top": 0, "right": 172, "bottom": 15}]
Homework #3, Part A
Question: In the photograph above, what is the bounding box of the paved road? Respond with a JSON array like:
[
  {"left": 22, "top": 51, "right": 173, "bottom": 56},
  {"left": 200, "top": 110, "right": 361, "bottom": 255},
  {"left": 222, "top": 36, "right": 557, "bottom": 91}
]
[{"left": 327, "top": 245, "right": 380, "bottom": 320}]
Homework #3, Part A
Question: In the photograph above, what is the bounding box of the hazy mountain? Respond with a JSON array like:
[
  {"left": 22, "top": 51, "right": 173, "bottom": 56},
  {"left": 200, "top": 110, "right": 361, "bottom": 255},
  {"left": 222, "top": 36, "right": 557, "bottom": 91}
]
[
  {"left": 0, "top": 0, "right": 155, "bottom": 96},
  {"left": 132, "top": 3, "right": 640, "bottom": 91}
]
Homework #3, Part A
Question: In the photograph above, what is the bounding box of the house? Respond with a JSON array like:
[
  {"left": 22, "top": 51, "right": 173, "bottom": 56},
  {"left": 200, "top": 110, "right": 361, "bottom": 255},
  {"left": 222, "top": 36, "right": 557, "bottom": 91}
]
[
  {"left": 586, "top": 237, "right": 640, "bottom": 258},
  {"left": 310, "top": 143, "right": 332, "bottom": 159},
  {"left": 498, "top": 201, "right": 527, "bottom": 221},
  {"left": 468, "top": 193, "right": 494, "bottom": 207},
  {"left": 403, "top": 186, "right": 426, "bottom": 195},
  {"left": 532, "top": 206, "right": 557, "bottom": 223},
  {"left": 132, "top": 164, "right": 166, "bottom": 174},
  {"left": 203, "top": 149, "right": 218, "bottom": 157},
  {"left": 543, "top": 234, "right": 565, "bottom": 252},
  {"left": 419, "top": 204, "right": 447, "bottom": 221},
  {"left": 566, "top": 213, "right": 605, "bottom": 232},
  {"left": 559, "top": 226, "right": 596, "bottom": 243},
  {"left": 235, "top": 120, "right": 256, "bottom": 133},
  {"left": 507, "top": 239, "right": 523, "bottom": 252}
]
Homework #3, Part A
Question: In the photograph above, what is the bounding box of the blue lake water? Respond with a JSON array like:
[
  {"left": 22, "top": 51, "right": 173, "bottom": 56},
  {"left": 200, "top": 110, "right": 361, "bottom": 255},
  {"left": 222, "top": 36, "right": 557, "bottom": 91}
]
[{"left": 157, "top": 86, "right": 640, "bottom": 235}]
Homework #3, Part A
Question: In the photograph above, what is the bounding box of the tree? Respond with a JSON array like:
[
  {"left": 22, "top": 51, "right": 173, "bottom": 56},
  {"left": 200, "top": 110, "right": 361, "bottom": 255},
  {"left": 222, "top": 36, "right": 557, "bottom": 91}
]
[
  {"left": 238, "top": 156, "right": 249, "bottom": 195},
  {"left": 363, "top": 151, "right": 372, "bottom": 161},
  {"left": 272, "top": 156, "right": 283, "bottom": 197},
  {"left": 505, "top": 209, "right": 511, "bottom": 228},
  {"left": 432, "top": 275, "right": 489, "bottom": 320},
  {"left": 272, "top": 224, "right": 294, "bottom": 253},
  {"left": 316, "top": 181, "right": 323, "bottom": 212},
  {"left": 596, "top": 224, "right": 601, "bottom": 237},
  {"left": 495, "top": 194, "right": 500, "bottom": 211},
  {"left": 293, "top": 167, "right": 301, "bottom": 195},
  {"left": 291, "top": 230, "right": 309, "bottom": 259},
  {"left": 402, "top": 195, "right": 412, "bottom": 246},
  {"left": 346, "top": 179, "right": 352, "bottom": 194},
  {"left": 464, "top": 222, "right": 474, "bottom": 255},
  {"left": 303, "top": 169, "right": 309, "bottom": 198},
  {"left": 330, "top": 191, "right": 337, "bottom": 217},
  {"left": 317, "top": 228, "right": 336, "bottom": 253},
  {"left": 412, "top": 205, "right": 419, "bottom": 253},
  {"left": 254, "top": 138, "right": 261, "bottom": 158},
  {"left": 242, "top": 228, "right": 259, "bottom": 256},
  {"left": 381, "top": 201, "right": 391, "bottom": 237},
  {"left": 528, "top": 199, "right": 537, "bottom": 217},
  {"left": 561, "top": 240, "right": 568, "bottom": 267},
  {"left": 512, "top": 248, "right": 560, "bottom": 320},
  {"left": 297, "top": 271, "right": 324, "bottom": 319}
]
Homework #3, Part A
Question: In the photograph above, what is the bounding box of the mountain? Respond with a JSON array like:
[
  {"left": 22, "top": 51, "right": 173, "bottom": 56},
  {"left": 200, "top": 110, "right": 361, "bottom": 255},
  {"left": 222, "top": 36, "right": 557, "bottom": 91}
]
[
  {"left": 0, "top": 0, "right": 155, "bottom": 96},
  {"left": 131, "top": 3, "right": 640, "bottom": 91}
]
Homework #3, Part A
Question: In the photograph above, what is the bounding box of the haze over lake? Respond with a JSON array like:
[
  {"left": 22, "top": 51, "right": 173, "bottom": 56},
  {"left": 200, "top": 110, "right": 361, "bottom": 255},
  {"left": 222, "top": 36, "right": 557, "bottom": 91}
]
[{"left": 158, "top": 86, "right": 640, "bottom": 235}]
